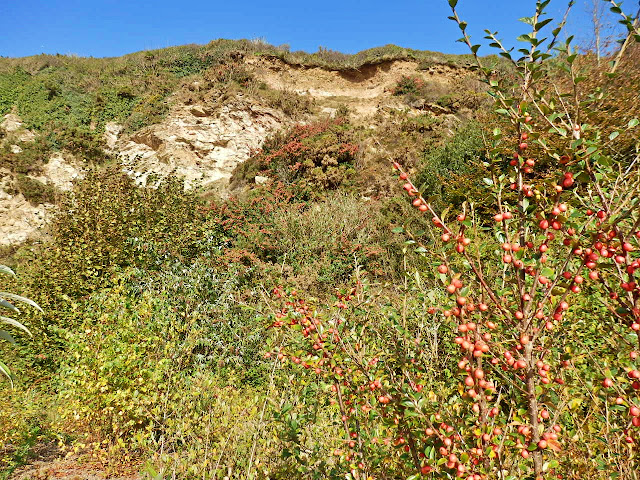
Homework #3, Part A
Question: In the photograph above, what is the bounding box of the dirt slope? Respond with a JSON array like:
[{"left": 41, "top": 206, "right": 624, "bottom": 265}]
[{"left": 247, "top": 57, "right": 468, "bottom": 117}]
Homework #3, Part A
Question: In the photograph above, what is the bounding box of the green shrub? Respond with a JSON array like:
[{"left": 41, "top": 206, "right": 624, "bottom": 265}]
[
  {"left": 8, "top": 166, "right": 212, "bottom": 385},
  {"left": 414, "top": 121, "right": 487, "bottom": 210},
  {"left": 391, "top": 75, "right": 426, "bottom": 97},
  {"left": 14, "top": 175, "right": 55, "bottom": 205},
  {"left": 0, "top": 70, "right": 29, "bottom": 116},
  {"left": 0, "top": 137, "right": 51, "bottom": 175},
  {"left": 233, "top": 119, "right": 360, "bottom": 192},
  {"left": 259, "top": 88, "right": 314, "bottom": 117}
]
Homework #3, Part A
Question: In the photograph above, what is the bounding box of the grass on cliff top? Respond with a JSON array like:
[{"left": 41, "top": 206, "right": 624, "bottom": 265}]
[
  {"left": 0, "top": 39, "right": 482, "bottom": 75},
  {"left": 0, "top": 39, "right": 490, "bottom": 150}
]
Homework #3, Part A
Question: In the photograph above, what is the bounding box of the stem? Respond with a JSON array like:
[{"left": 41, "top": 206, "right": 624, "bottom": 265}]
[{"left": 524, "top": 341, "right": 543, "bottom": 476}]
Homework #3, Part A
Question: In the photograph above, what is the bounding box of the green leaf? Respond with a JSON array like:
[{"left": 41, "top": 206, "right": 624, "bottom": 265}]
[
  {"left": 0, "top": 330, "right": 15, "bottom": 344},
  {"left": 0, "top": 361, "right": 13, "bottom": 386},
  {"left": 609, "top": 131, "right": 620, "bottom": 141},
  {"left": 585, "top": 146, "right": 598, "bottom": 156},
  {"left": 0, "top": 316, "right": 31, "bottom": 336},
  {"left": 535, "top": 18, "right": 553, "bottom": 30},
  {"left": 483, "top": 178, "right": 494, "bottom": 186},
  {"left": 0, "top": 265, "right": 15, "bottom": 276},
  {"left": 628, "top": 118, "right": 639, "bottom": 128},
  {"left": 0, "top": 292, "right": 42, "bottom": 312},
  {"left": 541, "top": 267, "right": 554, "bottom": 277},
  {"left": 571, "top": 138, "right": 584, "bottom": 149},
  {"left": 0, "top": 299, "right": 17, "bottom": 313},
  {"left": 448, "top": 0, "right": 458, "bottom": 8},
  {"left": 392, "top": 227, "right": 405, "bottom": 234}
]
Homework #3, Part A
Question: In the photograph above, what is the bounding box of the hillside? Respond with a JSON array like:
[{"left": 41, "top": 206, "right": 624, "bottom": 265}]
[
  {"left": 0, "top": 41, "right": 485, "bottom": 245},
  {"left": 1, "top": 13, "right": 640, "bottom": 480}
]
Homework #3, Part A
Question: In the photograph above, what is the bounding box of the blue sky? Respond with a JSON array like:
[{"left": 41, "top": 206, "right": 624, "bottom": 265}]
[{"left": 0, "top": 1, "right": 624, "bottom": 59}]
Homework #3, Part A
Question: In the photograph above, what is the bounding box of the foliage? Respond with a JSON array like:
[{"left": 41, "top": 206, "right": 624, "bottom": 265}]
[
  {"left": 209, "top": 184, "right": 400, "bottom": 292},
  {"left": 0, "top": 387, "right": 49, "bottom": 477},
  {"left": 0, "top": 136, "right": 52, "bottom": 175},
  {"left": 233, "top": 119, "right": 360, "bottom": 191},
  {"left": 3, "top": 3, "right": 640, "bottom": 478},
  {"left": 271, "top": 1, "right": 640, "bottom": 479},
  {"left": 257, "top": 86, "right": 315, "bottom": 118},
  {"left": 391, "top": 74, "right": 485, "bottom": 110},
  {"left": 414, "top": 121, "right": 487, "bottom": 211},
  {"left": 14, "top": 175, "right": 56, "bottom": 205},
  {"left": 386, "top": 1, "right": 640, "bottom": 477},
  {"left": 0, "top": 264, "right": 40, "bottom": 384}
]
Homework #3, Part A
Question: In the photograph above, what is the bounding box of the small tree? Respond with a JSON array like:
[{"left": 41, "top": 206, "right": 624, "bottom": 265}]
[
  {"left": 271, "top": 1, "right": 640, "bottom": 479},
  {"left": 389, "top": 0, "right": 640, "bottom": 476}
]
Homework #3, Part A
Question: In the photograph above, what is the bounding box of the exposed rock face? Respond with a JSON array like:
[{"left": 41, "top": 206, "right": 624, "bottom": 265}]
[
  {"left": 0, "top": 173, "right": 48, "bottom": 246},
  {"left": 104, "top": 122, "right": 124, "bottom": 150},
  {"left": 40, "top": 153, "right": 84, "bottom": 191},
  {"left": 0, "top": 149, "right": 82, "bottom": 246},
  {"left": 1, "top": 113, "right": 36, "bottom": 142},
  {"left": 247, "top": 58, "right": 469, "bottom": 117},
  {"left": 0, "top": 58, "right": 475, "bottom": 246},
  {"left": 116, "top": 99, "right": 284, "bottom": 194}
]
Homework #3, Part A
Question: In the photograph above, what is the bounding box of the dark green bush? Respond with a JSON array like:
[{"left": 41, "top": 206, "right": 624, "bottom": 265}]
[
  {"left": 414, "top": 121, "right": 487, "bottom": 210},
  {"left": 14, "top": 175, "right": 55, "bottom": 204},
  {"left": 0, "top": 137, "right": 51, "bottom": 175}
]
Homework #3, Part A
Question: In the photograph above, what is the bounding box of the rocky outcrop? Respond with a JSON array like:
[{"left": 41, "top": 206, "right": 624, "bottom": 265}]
[
  {"left": 1, "top": 113, "right": 36, "bottom": 142},
  {"left": 104, "top": 122, "right": 123, "bottom": 150},
  {"left": 38, "top": 153, "right": 84, "bottom": 191},
  {"left": 116, "top": 98, "right": 285, "bottom": 194},
  {"left": 0, "top": 173, "right": 48, "bottom": 246}
]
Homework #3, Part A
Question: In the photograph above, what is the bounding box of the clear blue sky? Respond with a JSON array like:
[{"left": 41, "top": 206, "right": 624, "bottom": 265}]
[{"left": 0, "top": 0, "right": 626, "bottom": 59}]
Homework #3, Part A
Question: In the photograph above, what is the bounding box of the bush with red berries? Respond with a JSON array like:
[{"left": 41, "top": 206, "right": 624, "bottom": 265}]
[{"left": 269, "top": 1, "right": 640, "bottom": 478}]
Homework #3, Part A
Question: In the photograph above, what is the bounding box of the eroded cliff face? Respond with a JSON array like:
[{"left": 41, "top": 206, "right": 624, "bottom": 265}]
[
  {"left": 0, "top": 57, "right": 474, "bottom": 245},
  {"left": 116, "top": 99, "right": 285, "bottom": 193}
]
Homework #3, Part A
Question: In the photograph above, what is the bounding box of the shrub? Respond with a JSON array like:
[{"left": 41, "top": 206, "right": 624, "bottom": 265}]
[
  {"left": 273, "top": 1, "right": 640, "bottom": 478},
  {"left": 259, "top": 87, "right": 314, "bottom": 117},
  {"left": 391, "top": 75, "right": 427, "bottom": 97},
  {"left": 209, "top": 184, "right": 399, "bottom": 292},
  {"left": 14, "top": 175, "right": 56, "bottom": 205},
  {"left": 233, "top": 119, "right": 360, "bottom": 192},
  {"left": 1, "top": 264, "right": 40, "bottom": 384},
  {"left": 57, "top": 276, "right": 269, "bottom": 466},
  {"left": 0, "top": 136, "right": 51, "bottom": 175},
  {"left": 414, "top": 121, "right": 488, "bottom": 211}
]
